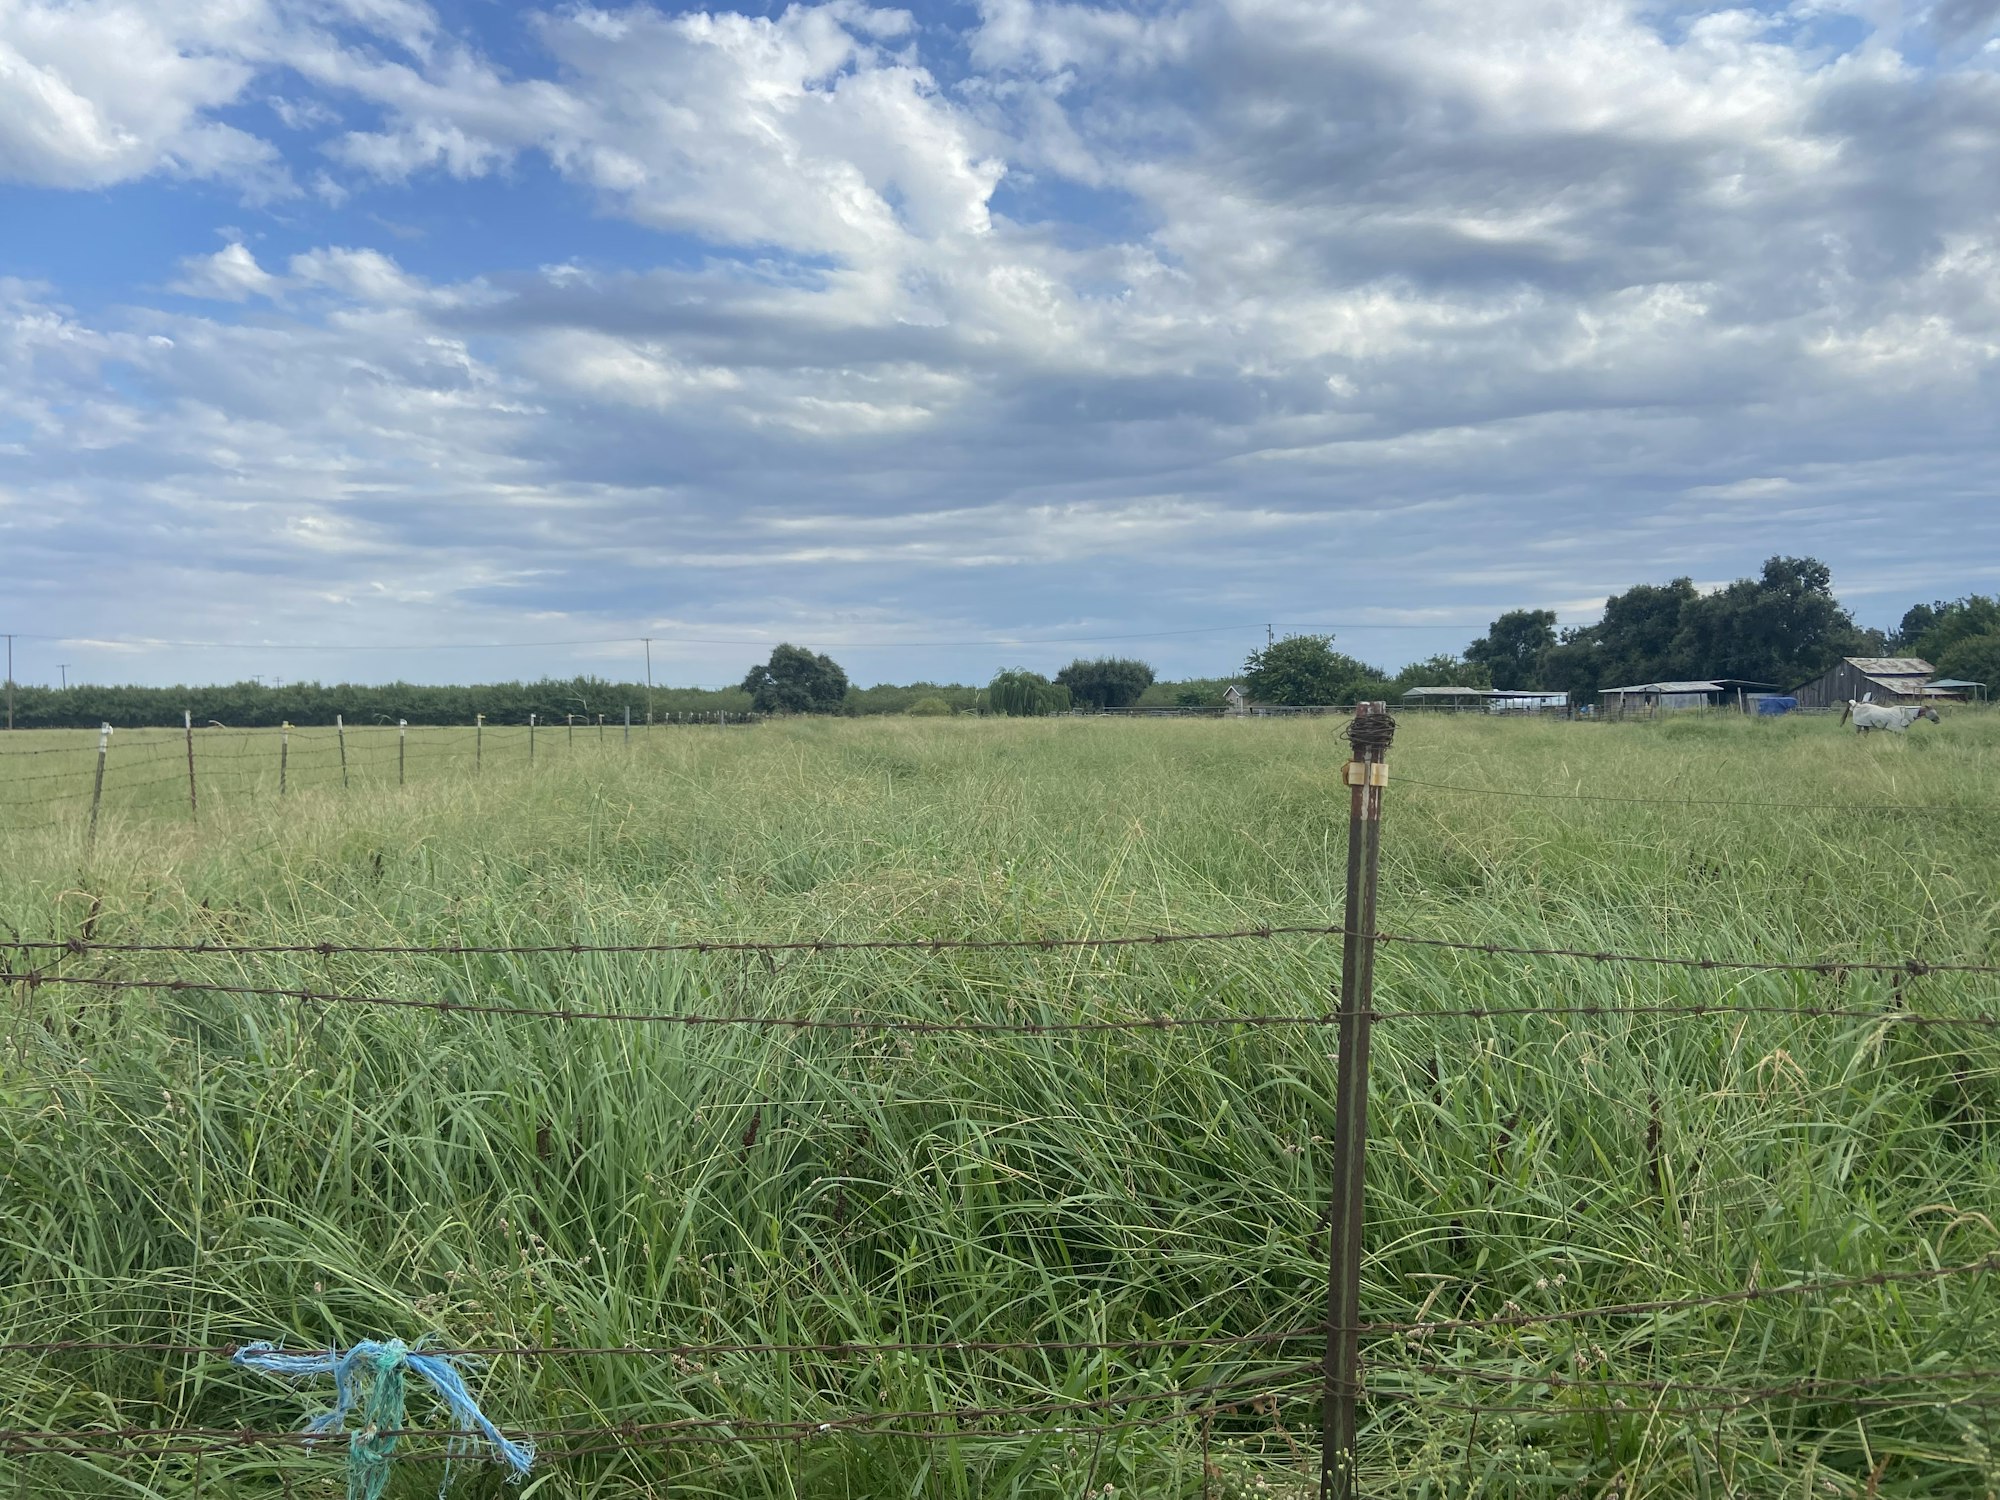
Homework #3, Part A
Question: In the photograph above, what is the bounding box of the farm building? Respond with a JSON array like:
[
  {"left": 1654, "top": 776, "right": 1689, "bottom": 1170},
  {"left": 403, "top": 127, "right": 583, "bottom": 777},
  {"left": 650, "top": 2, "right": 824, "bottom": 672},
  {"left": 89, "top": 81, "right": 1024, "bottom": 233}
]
[
  {"left": 1923, "top": 677, "right": 1985, "bottom": 704},
  {"left": 1402, "top": 687, "right": 1569, "bottom": 713},
  {"left": 1790, "top": 658, "right": 1950, "bottom": 710},
  {"left": 1401, "top": 686, "right": 1490, "bottom": 710},
  {"left": 1597, "top": 679, "right": 1776, "bottom": 716}
]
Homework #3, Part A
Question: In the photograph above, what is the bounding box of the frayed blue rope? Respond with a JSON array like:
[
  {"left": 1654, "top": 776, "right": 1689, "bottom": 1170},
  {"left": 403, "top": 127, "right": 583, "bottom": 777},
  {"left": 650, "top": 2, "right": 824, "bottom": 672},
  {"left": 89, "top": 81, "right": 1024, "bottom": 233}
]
[{"left": 233, "top": 1338, "right": 533, "bottom": 1499}]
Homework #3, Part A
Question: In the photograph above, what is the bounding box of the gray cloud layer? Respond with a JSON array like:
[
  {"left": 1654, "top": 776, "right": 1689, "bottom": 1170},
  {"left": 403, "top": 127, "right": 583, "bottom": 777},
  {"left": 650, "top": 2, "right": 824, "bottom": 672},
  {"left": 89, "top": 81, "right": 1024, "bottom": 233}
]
[{"left": 2, "top": 0, "right": 1998, "bottom": 686}]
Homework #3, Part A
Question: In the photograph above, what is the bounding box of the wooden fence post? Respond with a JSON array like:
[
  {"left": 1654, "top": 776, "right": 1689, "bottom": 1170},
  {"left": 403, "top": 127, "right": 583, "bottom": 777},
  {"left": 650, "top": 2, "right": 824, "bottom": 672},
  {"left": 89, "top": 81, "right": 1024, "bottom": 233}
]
[
  {"left": 398, "top": 720, "right": 407, "bottom": 787},
  {"left": 624, "top": 705, "right": 631, "bottom": 746},
  {"left": 337, "top": 714, "right": 348, "bottom": 788},
  {"left": 184, "top": 710, "right": 197, "bottom": 823},
  {"left": 529, "top": 714, "right": 536, "bottom": 766},
  {"left": 1322, "top": 701, "right": 1394, "bottom": 1500},
  {"left": 280, "top": 722, "right": 290, "bottom": 797},
  {"left": 476, "top": 714, "right": 484, "bottom": 774}
]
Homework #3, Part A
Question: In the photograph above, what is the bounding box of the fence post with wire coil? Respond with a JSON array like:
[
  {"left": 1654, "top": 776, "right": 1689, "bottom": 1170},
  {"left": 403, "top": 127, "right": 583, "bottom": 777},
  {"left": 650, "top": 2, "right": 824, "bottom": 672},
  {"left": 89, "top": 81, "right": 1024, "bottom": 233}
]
[
  {"left": 86, "top": 722, "right": 112, "bottom": 845},
  {"left": 1323, "top": 701, "right": 1393, "bottom": 1500},
  {"left": 280, "top": 722, "right": 290, "bottom": 797},
  {"left": 398, "top": 720, "right": 407, "bottom": 786},
  {"left": 183, "top": 710, "right": 197, "bottom": 823},
  {"left": 337, "top": 714, "right": 348, "bottom": 788}
]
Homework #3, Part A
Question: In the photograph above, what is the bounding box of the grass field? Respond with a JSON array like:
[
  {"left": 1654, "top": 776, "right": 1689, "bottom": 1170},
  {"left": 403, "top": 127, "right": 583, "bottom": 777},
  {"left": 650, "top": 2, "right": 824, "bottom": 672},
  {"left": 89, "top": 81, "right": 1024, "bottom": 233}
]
[{"left": 3, "top": 712, "right": 1998, "bottom": 1498}]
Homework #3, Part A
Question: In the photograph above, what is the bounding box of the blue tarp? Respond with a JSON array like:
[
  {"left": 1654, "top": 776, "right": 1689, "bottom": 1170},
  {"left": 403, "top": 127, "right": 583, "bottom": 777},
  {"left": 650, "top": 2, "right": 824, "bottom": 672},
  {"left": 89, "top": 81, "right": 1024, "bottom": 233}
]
[{"left": 1756, "top": 696, "right": 1797, "bottom": 715}]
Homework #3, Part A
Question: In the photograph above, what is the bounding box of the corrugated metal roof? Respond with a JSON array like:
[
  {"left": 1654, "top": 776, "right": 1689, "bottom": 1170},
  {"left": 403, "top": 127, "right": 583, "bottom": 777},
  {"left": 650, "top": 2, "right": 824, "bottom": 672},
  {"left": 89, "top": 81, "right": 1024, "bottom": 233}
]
[
  {"left": 1929, "top": 678, "right": 1985, "bottom": 688},
  {"left": 1402, "top": 686, "right": 1493, "bottom": 697},
  {"left": 1600, "top": 681, "right": 1723, "bottom": 694},
  {"left": 1845, "top": 657, "right": 1933, "bottom": 676}
]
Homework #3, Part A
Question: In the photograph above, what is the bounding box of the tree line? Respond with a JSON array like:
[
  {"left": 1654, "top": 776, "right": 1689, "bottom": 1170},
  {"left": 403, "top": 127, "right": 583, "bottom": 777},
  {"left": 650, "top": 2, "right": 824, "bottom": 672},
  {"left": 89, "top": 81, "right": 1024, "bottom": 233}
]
[
  {"left": 8, "top": 558, "right": 1994, "bottom": 727},
  {"left": 1458, "top": 558, "right": 2000, "bottom": 701}
]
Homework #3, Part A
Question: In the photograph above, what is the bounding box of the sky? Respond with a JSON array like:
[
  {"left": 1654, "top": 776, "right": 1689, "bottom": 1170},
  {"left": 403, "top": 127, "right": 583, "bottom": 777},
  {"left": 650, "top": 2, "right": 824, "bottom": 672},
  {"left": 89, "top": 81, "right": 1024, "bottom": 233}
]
[{"left": 2, "top": 0, "right": 1999, "bottom": 690}]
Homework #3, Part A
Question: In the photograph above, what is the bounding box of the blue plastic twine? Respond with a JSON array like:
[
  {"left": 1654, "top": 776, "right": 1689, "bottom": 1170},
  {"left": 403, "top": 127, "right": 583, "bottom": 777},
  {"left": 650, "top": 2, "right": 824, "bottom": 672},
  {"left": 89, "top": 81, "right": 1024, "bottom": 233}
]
[{"left": 233, "top": 1338, "right": 534, "bottom": 1500}]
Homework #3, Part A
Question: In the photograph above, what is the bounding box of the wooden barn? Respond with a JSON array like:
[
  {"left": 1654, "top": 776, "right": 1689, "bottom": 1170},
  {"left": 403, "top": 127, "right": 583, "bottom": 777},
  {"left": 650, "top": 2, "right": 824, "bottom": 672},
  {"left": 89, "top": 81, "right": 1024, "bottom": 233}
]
[{"left": 1790, "top": 657, "right": 1947, "bottom": 710}]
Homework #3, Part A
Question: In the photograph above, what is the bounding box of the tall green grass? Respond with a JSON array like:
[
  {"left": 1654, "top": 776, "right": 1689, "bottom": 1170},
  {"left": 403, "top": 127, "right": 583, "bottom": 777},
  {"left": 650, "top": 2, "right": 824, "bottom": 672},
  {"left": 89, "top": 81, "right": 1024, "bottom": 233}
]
[{"left": 2, "top": 713, "right": 1997, "bottom": 1498}]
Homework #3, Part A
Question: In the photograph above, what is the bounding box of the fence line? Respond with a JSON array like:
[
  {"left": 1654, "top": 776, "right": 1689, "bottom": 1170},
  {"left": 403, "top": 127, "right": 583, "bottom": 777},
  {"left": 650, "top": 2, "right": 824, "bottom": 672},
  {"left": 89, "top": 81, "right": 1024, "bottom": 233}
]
[
  {"left": 8, "top": 1254, "right": 1996, "bottom": 1365},
  {"left": 0, "top": 1364, "right": 1322, "bottom": 1456},
  {"left": 8, "top": 969, "right": 1996, "bottom": 1036},
  {"left": 0, "top": 717, "right": 763, "bottom": 836},
  {"left": 1394, "top": 771, "right": 1999, "bottom": 813},
  {"left": 15, "top": 926, "right": 2000, "bottom": 974}
]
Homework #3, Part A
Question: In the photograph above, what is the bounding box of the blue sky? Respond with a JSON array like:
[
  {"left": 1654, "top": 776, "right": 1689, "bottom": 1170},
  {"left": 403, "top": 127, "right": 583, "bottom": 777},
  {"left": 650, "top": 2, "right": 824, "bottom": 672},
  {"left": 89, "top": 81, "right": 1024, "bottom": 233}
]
[{"left": 3, "top": 0, "right": 1999, "bottom": 689}]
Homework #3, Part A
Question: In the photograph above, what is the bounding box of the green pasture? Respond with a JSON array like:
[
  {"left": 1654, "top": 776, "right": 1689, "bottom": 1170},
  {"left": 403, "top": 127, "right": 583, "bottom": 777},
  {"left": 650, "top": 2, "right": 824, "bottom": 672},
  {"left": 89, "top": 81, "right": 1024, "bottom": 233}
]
[{"left": 2, "top": 711, "right": 1996, "bottom": 1497}]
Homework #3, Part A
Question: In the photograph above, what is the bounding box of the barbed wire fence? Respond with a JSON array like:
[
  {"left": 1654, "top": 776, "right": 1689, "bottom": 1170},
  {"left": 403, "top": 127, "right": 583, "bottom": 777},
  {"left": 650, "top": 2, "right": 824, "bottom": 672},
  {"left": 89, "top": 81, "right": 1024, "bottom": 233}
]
[
  {"left": 0, "top": 709, "right": 764, "bottom": 839},
  {"left": 3, "top": 708, "right": 1998, "bottom": 1496}
]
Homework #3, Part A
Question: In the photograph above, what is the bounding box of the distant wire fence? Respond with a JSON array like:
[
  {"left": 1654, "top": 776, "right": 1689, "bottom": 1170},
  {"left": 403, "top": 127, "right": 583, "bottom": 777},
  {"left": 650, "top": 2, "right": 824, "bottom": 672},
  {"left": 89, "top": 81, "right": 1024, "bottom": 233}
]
[
  {"left": 0, "top": 710, "right": 761, "bottom": 838},
  {"left": 4, "top": 708, "right": 1999, "bottom": 1495}
]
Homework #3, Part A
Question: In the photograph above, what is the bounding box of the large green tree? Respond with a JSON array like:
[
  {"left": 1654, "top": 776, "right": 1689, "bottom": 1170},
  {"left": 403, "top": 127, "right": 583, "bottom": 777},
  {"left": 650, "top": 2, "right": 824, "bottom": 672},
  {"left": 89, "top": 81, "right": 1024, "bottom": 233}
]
[
  {"left": 1892, "top": 595, "right": 2000, "bottom": 663},
  {"left": 1594, "top": 578, "right": 1700, "bottom": 686},
  {"left": 1465, "top": 611, "right": 1557, "bottom": 690},
  {"left": 1670, "top": 556, "right": 1866, "bottom": 687},
  {"left": 740, "top": 645, "right": 849, "bottom": 714},
  {"left": 1241, "top": 635, "right": 1384, "bottom": 705},
  {"left": 1936, "top": 632, "right": 2000, "bottom": 691},
  {"left": 1054, "top": 657, "right": 1155, "bottom": 710}
]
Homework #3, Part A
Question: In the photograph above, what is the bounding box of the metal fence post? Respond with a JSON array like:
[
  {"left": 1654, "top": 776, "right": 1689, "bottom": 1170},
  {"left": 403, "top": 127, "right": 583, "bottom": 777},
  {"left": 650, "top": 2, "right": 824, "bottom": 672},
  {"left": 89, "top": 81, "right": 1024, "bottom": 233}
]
[
  {"left": 398, "top": 720, "right": 407, "bottom": 786},
  {"left": 87, "top": 722, "right": 111, "bottom": 845},
  {"left": 337, "top": 714, "right": 348, "bottom": 788},
  {"left": 184, "top": 710, "right": 197, "bottom": 823},
  {"left": 280, "top": 722, "right": 290, "bottom": 797},
  {"left": 1323, "top": 701, "right": 1394, "bottom": 1500}
]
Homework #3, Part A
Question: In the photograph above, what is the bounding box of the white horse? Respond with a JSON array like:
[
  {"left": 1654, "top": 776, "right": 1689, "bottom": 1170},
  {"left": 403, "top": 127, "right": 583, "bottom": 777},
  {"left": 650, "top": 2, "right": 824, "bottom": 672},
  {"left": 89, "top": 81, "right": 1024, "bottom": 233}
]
[{"left": 1841, "top": 696, "right": 1940, "bottom": 734}]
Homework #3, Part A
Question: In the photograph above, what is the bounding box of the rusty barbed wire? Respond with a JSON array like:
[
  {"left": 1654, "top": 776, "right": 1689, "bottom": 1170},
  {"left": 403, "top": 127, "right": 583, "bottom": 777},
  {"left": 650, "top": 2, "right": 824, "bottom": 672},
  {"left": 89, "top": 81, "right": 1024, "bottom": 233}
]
[
  {"left": 10, "top": 926, "right": 2000, "bottom": 976},
  {"left": 7, "top": 1261, "right": 1995, "bottom": 1369},
  {"left": 0, "top": 1364, "right": 1321, "bottom": 1457},
  {"left": 1387, "top": 1362, "right": 2000, "bottom": 1398},
  {"left": 6, "top": 924, "right": 1350, "bottom": 958},
  {"left": 1351, "top": 1253, "right": 2000, "bottom": 1336},
  {"left": 0, "top": 970, "right": 1347, "bottom": 1031},
  {"left": 0, "top": 1324, "right": 1328, "bottom": 1362},
  {"left": 1393, "top": 772, "right": 1999, "bottom": 815},
  {"left": 5, "top": 969, "right": 1995, "bottom": 1037},
  {"left": 1367, "top": 1000, "right": 2000, "bottom": 1030}
]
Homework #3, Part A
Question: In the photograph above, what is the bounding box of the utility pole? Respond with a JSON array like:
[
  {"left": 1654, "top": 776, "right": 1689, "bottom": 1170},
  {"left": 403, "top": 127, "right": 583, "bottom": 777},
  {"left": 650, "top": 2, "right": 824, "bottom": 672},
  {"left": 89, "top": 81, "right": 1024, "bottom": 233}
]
[
  {"left": 58, "top": 664, "right": 69, "bottom": 691},
  {"left": 4, "top": 634, "right": 12, "bottom": 730}
]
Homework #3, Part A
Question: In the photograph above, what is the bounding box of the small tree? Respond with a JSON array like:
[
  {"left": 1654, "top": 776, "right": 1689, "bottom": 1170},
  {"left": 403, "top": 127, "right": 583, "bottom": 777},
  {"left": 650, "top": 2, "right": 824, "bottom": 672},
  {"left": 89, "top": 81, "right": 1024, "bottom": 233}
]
[
  {"left": 740, "top": 644, "right": 849, "bottom": 714},
  {"left": 1054, "top": 657, "right": 1155, "bottom": 710},
  {"left": 988, "top": 669, "right": 1069, "bottom": 716},
  {"left": 1392, "top": 654, "right": 1492, "bottom": 692},
  {"left": 1241, "top": 635, "right": 1384, "bottom": 706},
  {"left": 907, "top": 696, "right": 952, "bottom": 716}
]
